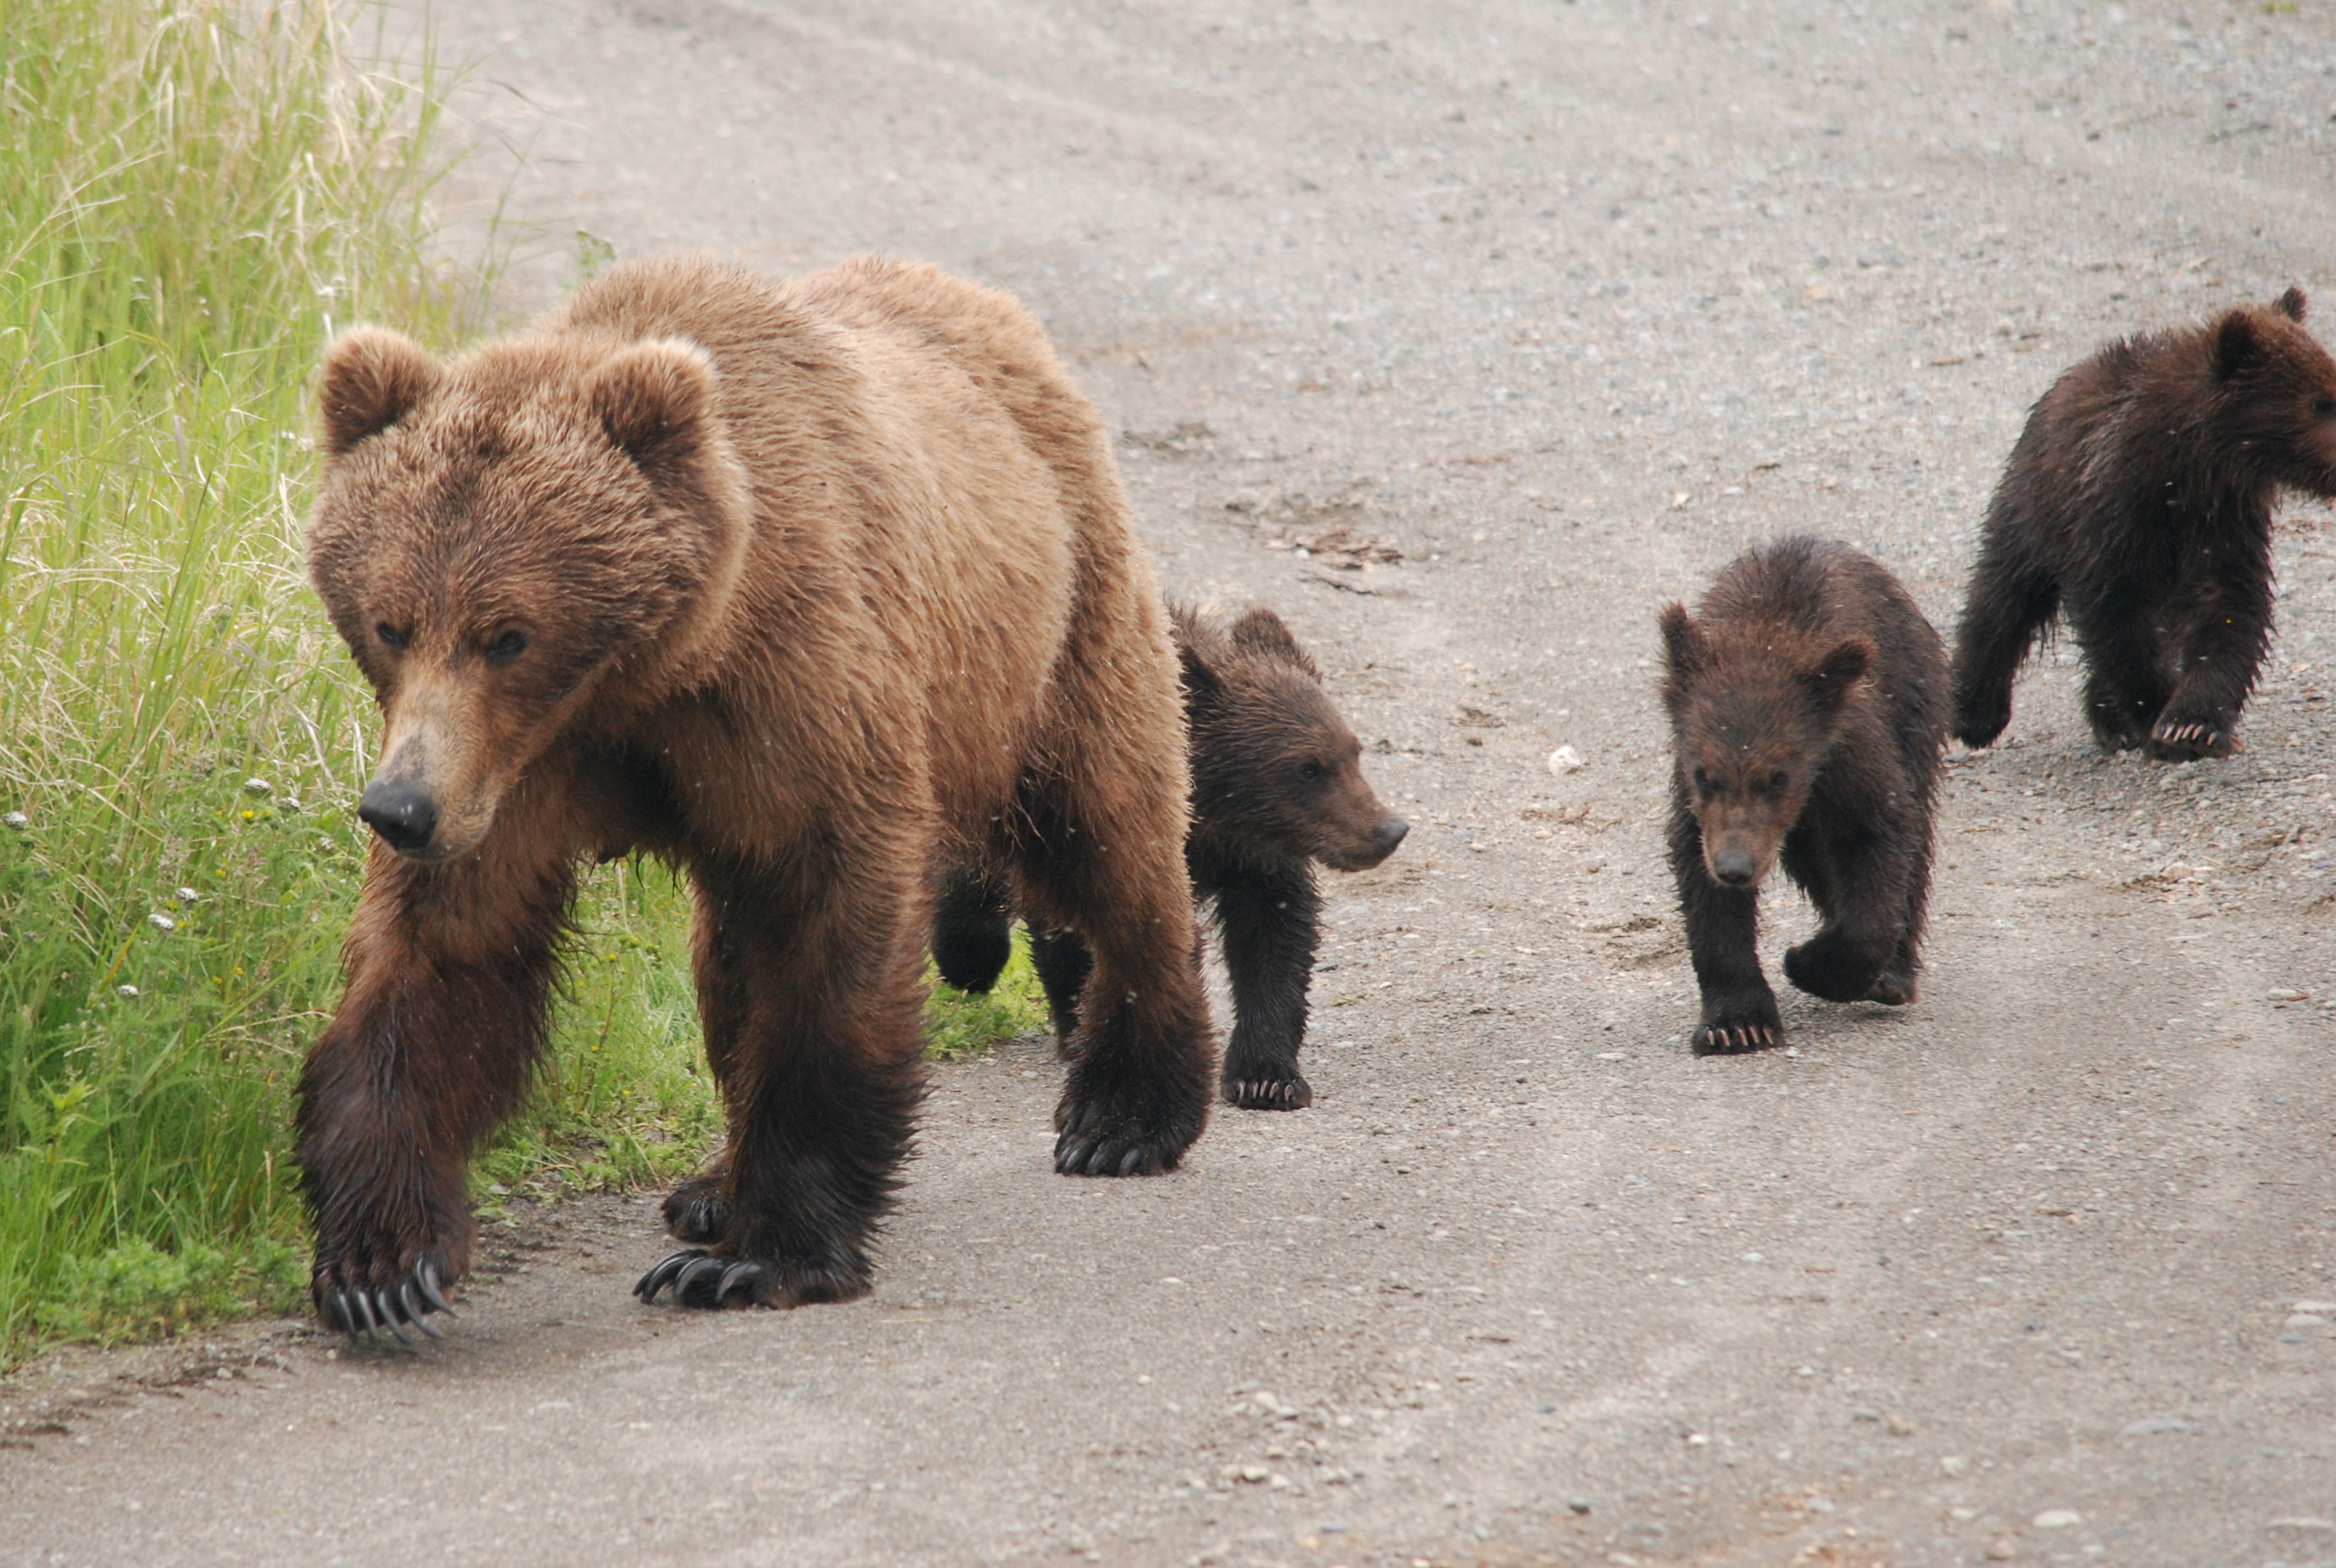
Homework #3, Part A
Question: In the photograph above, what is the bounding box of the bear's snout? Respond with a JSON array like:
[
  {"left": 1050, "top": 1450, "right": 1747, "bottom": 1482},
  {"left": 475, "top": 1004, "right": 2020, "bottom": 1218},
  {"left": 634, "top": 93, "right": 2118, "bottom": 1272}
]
[
  {"left": 359, "top": 777, "right": 441, "bottom": 855},
  {"left": 1371, "top": 815, "right": 1410, "bottom": 859},
  {"left": 1709, "top": 845, "right": 1761, "bottom": 888}
]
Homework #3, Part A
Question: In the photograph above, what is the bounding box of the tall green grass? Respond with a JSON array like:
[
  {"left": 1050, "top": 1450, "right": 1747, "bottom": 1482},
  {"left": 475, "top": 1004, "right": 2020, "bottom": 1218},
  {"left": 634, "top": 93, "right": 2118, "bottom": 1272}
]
[{"left": 0, "top": 0, "right": 1047, "bottom": 1367}]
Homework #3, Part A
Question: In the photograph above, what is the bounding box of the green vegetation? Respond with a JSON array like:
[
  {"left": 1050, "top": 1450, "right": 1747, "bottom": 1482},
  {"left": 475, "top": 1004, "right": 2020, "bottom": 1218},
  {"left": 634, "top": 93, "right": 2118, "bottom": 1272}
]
[{"left": 0, "top": 0, "right": 1048, "bottom": 1366}]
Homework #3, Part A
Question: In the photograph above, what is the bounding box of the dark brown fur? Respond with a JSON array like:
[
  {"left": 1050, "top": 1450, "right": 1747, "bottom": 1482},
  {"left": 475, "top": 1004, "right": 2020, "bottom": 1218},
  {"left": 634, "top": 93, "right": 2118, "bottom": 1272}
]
[
  {"left": 1950, "top": 288, "right": 2336, "bottom": 758},
  {"left": 929, "top": 605, "right": 1406, "bottom": 1112},
  {"left": 1659, "top": 538, "right": 1947, "bottom": 1055},
  {"left": 298, "top": 256, "right": 1216, "bottom": 1336}
]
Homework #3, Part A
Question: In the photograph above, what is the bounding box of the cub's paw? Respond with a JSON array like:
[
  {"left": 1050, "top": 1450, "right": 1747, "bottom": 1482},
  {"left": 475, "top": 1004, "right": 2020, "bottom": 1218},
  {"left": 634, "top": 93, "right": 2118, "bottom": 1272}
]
[
  {"left": 1223, "top": 1070, "right": 1313, "bottom": 1111},
  {"left": 1055, "top": 1058, "right": 1207, "bottom": 1177},
  {"left": 1783, "top": 931, "right": 1888, "bottom": 1003},
  {"left": 1692, "top": 988, "right": 1782, "bottom": 1056},
  {"left": 315, "top": 1251, "right": 457, "bottom": 1344},
  {"left": 1949, "top": 691, "right": 2011, "bottom": 751},
  {"left": 660, "top": 1177, "right": 729, "bottom": 1245},
  {"left": 1865, "top": 969, "right": 1918, "bottom": 1006},
  {"left": 633, "top": 1248, "right": 870, "bottom": 1310},
  {"left": 2147, "top": 717, "right": 2238, "bottom": 761}
]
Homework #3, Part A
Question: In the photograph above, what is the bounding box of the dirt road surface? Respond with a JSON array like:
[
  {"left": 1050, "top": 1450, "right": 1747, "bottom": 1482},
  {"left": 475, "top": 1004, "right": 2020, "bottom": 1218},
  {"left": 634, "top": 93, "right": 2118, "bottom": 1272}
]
[{"left": 8, "top": 3, "right": 2336, "bottom": 1564}]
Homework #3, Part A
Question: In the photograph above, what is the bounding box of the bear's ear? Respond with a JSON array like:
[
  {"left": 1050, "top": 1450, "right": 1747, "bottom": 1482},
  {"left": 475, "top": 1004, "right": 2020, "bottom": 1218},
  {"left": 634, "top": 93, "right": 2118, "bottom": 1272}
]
[
  {"left": 2213, "top": 310, "right": 2264, "bottom": 381},
  {"left": 2278, "top": 286, "right": 2309, "bottom": 323},
  {"left": 588, "top": 338, "right": 717, "bottom": 477},
  {"left": 1228, "top": 606, "right": 1317, "bottom": 677},
  {"left": 317, "top": 328, "right": 438, "bottom": 455},
  {"left": 1657, "top": 603, "right": 1705, "bottom": 677},
  {"left": 1170, "top": 604, "right": 1223, "bottom": 697},
  {"left": 1802, "top": 635, "right": 1875, "bottom": 710}
]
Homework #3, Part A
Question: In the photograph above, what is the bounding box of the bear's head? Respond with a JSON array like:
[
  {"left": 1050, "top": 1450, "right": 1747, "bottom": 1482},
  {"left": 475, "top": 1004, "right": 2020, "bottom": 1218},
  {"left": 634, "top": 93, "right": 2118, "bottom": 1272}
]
[
  {"left": 1177, "top": 606, "right": 1408, "bottom": 873},
  {"left": 307, "top": 327, "right": 750, "bottom": 861},
  {"left": 1659, "top": 604, "right": 1873, "bottom": 890},
  {"left": 2208, "top": 287, "right": 2336, "bottom": 498}
]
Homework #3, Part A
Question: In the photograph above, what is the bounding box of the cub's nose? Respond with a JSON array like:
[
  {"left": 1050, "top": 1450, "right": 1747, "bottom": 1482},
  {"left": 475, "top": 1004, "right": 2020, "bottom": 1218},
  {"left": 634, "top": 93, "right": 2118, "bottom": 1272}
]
[
  {"left": 1710, "top": 847, "right": 1759, "bottom": 888},
  {"left": 1372, "top": 816, "right": 1410, "bottom": 856},
  {"left": 359, "top": 778, "right": 440, "bottom": 854}
]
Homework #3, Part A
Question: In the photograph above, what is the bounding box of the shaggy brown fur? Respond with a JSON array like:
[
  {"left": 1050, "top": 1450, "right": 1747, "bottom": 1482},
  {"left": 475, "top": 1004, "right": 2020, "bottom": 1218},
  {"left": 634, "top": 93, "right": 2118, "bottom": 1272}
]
[
  {"left": 1659, "top": 538, "right": 1947, "bottom": 1056},
  {"left": 930, "top": 605, "right": 1407, "bottom": 1113},
  {"left": 1950, "top": 288, "right": 2336, "bottom": 759},
  {"left": 299, "top": 255, "right": 1215, "bottom": 1337}
]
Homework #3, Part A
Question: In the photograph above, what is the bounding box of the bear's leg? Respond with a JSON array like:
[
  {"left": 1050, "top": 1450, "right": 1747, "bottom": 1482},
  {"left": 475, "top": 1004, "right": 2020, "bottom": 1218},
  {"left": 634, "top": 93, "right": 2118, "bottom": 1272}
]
[
  {"left": 933, "top": 868, "right": 1014, "bottom": 993},
  {"left": 639, "top": 859, "right": 925, "bottom": 1310},
  {"left": 1948, "top": 535, "right": 2060, "bottom": 748},
  {"left": 1781, "top": 822, "right": 1909, "bottom": 1005},
  {"left": 1015, "top": 803, "right": 1214, "bottom": 1176},
  {"left": 660, "top": 1145, "right": 730, "bottom": 1244},
  {"left": 2065, "top": 589, "right": 2171, "bottom": 752},
  {"left": 1210, "top": 864, "right": 1322, "bottom": 1111},
  {"left": 1670, "top": 791, "right": 1781, "bottom": 1054},
  {"left": 1027, "top": 925, "right": 1094, "bottom": 1055},
  {"left": 2149, "top": 538, "right": 2274, "bottom": 760},
  {"left": 296, "top": 834, "right": 575, "bottom": 1338}
]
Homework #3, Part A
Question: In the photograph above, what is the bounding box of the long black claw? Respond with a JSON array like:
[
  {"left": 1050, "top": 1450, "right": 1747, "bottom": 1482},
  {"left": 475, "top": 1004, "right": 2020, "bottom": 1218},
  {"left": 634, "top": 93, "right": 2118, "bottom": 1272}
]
[
  {"left": 326, "top": 1290, "right": 353, "bottom": 1335},
  {"left": 716, "top": 1262, "right": 762, "bottom": 1305},
  {"left": 351, "top": 1288, "right": 381, "bottom": 1338},
  {"left": 376, "top": 1291, "right": 415, "bottom": 1346},
  {"left": 1119, "top": 1146, "right": 1144, "bottom": 1176},
  {"left": 635, "top": 1248, "right": 705, "bottom": 1302},
  {"left": 676, "top": 1255, "right": 727, "bottom": 1302},
  {"left": 400, "top": 1282, "right": 442, "bottom": 1339},
  {"left": 416, "top": 1260, "right": 455, "bottom": 1317}
]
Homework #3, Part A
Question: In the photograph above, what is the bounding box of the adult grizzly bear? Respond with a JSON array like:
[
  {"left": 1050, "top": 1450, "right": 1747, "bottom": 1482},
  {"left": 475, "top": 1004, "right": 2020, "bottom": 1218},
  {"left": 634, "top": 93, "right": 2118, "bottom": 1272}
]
[
  {"left": 300, "top": 256, "right": 1215, "bottom": 1337},
  {"left": 1950, "top": 288, "right": 2336, "bottom": 759},
  {"left": 930, "top": 604, "right": 1408, "bottom": 1113},
  {"left": 1659, "top": 538, "right": 1947, "bottom": 1055}
]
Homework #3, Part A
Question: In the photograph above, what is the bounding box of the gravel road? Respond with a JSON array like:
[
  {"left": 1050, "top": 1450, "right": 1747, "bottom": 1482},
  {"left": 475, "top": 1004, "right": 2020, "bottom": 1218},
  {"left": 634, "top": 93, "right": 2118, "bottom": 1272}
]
[{"left": 8, "top": 3, "right": 2336, "bottom": 1565}]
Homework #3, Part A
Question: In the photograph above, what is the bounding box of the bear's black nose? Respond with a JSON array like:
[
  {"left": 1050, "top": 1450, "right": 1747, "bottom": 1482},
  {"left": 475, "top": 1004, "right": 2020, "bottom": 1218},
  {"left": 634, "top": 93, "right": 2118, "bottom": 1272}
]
[
  {"left": 1711, "top": 847, "right": 1758, "bottom": 887},
  {"left": 359, "top": 778, "right": 440, "bottom": 853},
  {"left": 1373, "top": 816, "right": 1410, "bottom": 856}
]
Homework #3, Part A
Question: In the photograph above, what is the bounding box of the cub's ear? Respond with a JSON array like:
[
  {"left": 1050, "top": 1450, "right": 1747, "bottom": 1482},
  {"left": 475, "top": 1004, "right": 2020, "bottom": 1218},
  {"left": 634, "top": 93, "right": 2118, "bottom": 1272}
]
[
  {"left": 317, "top": 328, "right": 438, "bottom": 455},
  {"left": 2213, "top": 310, "right": 2264, "bottom": 380},
  {"left": 1170, "top": 603, "right": 1223, "bottom": 697},
  {"left": 1657, "top": 603, "right": 1704, "bottom": 677},
  {"left": 588, "top": 338, "right": 717, "bottom": 476},
  {"left": 1803, "top": 635, "right": 1876, "bottom": 709},
  {"left": 1228, "top": 606, "right": 1318, "bottom": 677},
  {"left": 2278, "top": 286, "right": 2308, "bottom": 323}
]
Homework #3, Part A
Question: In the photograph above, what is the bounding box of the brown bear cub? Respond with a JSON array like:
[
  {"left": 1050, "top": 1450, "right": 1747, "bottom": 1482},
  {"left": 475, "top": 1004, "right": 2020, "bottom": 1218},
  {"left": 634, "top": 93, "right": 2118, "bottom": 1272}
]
[
  {"left": 299, "top": 256, "right": 1217, "bottom": 1338},
  {"left": 1950, "top": 288, "right": 2336, "bottom": 760},
  {"left": 933, "top": 604, "right": 1408, "bottom": 1111},
  {"left": 1659, "top": 537, "right": 1947, "bottom": 1055}
]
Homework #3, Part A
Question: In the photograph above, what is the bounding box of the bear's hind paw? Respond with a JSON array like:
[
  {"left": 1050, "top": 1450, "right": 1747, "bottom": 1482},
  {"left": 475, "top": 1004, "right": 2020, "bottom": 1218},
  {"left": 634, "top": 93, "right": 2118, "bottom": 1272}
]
[
  {"left": 660, "top": 1182, "right": 728, "bottom": 1245},
  {"left": 1224, "top": 1072, "right": 1313, "bottom": 1111},
  {"left": 319, "top": 1254, "right": 455, "bottom": 1345},
  {"left": 1865, "top": 969, "right": 1918, "bottom": 1006}
]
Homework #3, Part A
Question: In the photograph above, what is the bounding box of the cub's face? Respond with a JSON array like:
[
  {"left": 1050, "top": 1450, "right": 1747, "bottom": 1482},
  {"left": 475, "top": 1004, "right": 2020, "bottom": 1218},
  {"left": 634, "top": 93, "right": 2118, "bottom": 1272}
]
[
  {"left": 2215, "top": 289, "right": 2336, "bottom": 498},
  {"left": 307, "top": 328, "right": 741, "bottom": 861},
  {"left": 1658, "top": 604, "right": 1872, "bottom": 891},
  {"left": 1234, "top": 672, "right": 1408, "bottom": 873}
]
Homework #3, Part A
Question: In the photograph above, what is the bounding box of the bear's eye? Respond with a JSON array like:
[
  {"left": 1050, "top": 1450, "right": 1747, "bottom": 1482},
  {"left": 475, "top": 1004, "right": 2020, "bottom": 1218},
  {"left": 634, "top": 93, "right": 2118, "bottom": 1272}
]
[
  {"left": 2313, "top": 393, "right": 2336, "bottom": 418},
  {"left": 483, "top": 629, "right": 530, "bottom": 665},
  {"left": 1298, "top": 761, "right": 1325, "bottom": 783},
  {"left": 1691, "top": 766, "right": 1713, "bottom": 793},
  {"left": 375, "top": 622, "right": 408, "bottom": 650},
  {"left": 1768, "top": 769, "right": 1790, "bottom": 792}
]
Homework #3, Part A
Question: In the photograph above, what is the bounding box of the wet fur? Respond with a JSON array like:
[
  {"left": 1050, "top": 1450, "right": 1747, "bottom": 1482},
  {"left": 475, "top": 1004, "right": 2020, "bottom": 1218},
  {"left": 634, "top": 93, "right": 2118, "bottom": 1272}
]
[
  {"left": 1659, "top": 538, "right": 1947, "bottom": 1056},
  {"left": 1950, "top": 288, "right": 2336, "bottom": 760},
  {"left": 300, "top": 256, "right": 1216, "bottom": 1332},
  {"left": 930, "top": 605, "right": 1406, "bottom": 1113}
]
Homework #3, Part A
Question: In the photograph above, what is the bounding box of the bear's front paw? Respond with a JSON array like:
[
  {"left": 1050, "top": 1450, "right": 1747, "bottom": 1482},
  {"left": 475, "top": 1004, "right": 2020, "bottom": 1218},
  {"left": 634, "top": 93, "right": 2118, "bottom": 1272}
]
[
  {"left": 660, "top": 1176, "right": 729, "bottom": 1245},
  {"left": 2147, "top": 715, "right": 2239, "bottom": 761},
  {"left": 1950, "top": 691, "right": 2011, "bottom": 751},
  {"left": 1223, "top": 1070, "right": 1313, "bottom": 1111},
  {"left": 314, "top": 1251, "right": 457, "bottom": 1344},
  {"left": 1692, "top": 987, "right": 1783, "bottom": 1055},
  {"left": 1783, "top": 930, "right": 1889, "bottom": 1003},
  {"left": 633, "top": 1248, "right": 871, "bottom": 1310},
  {"left": 1055, "top": 1057, "right": 1207, "bottom": 1177}
]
